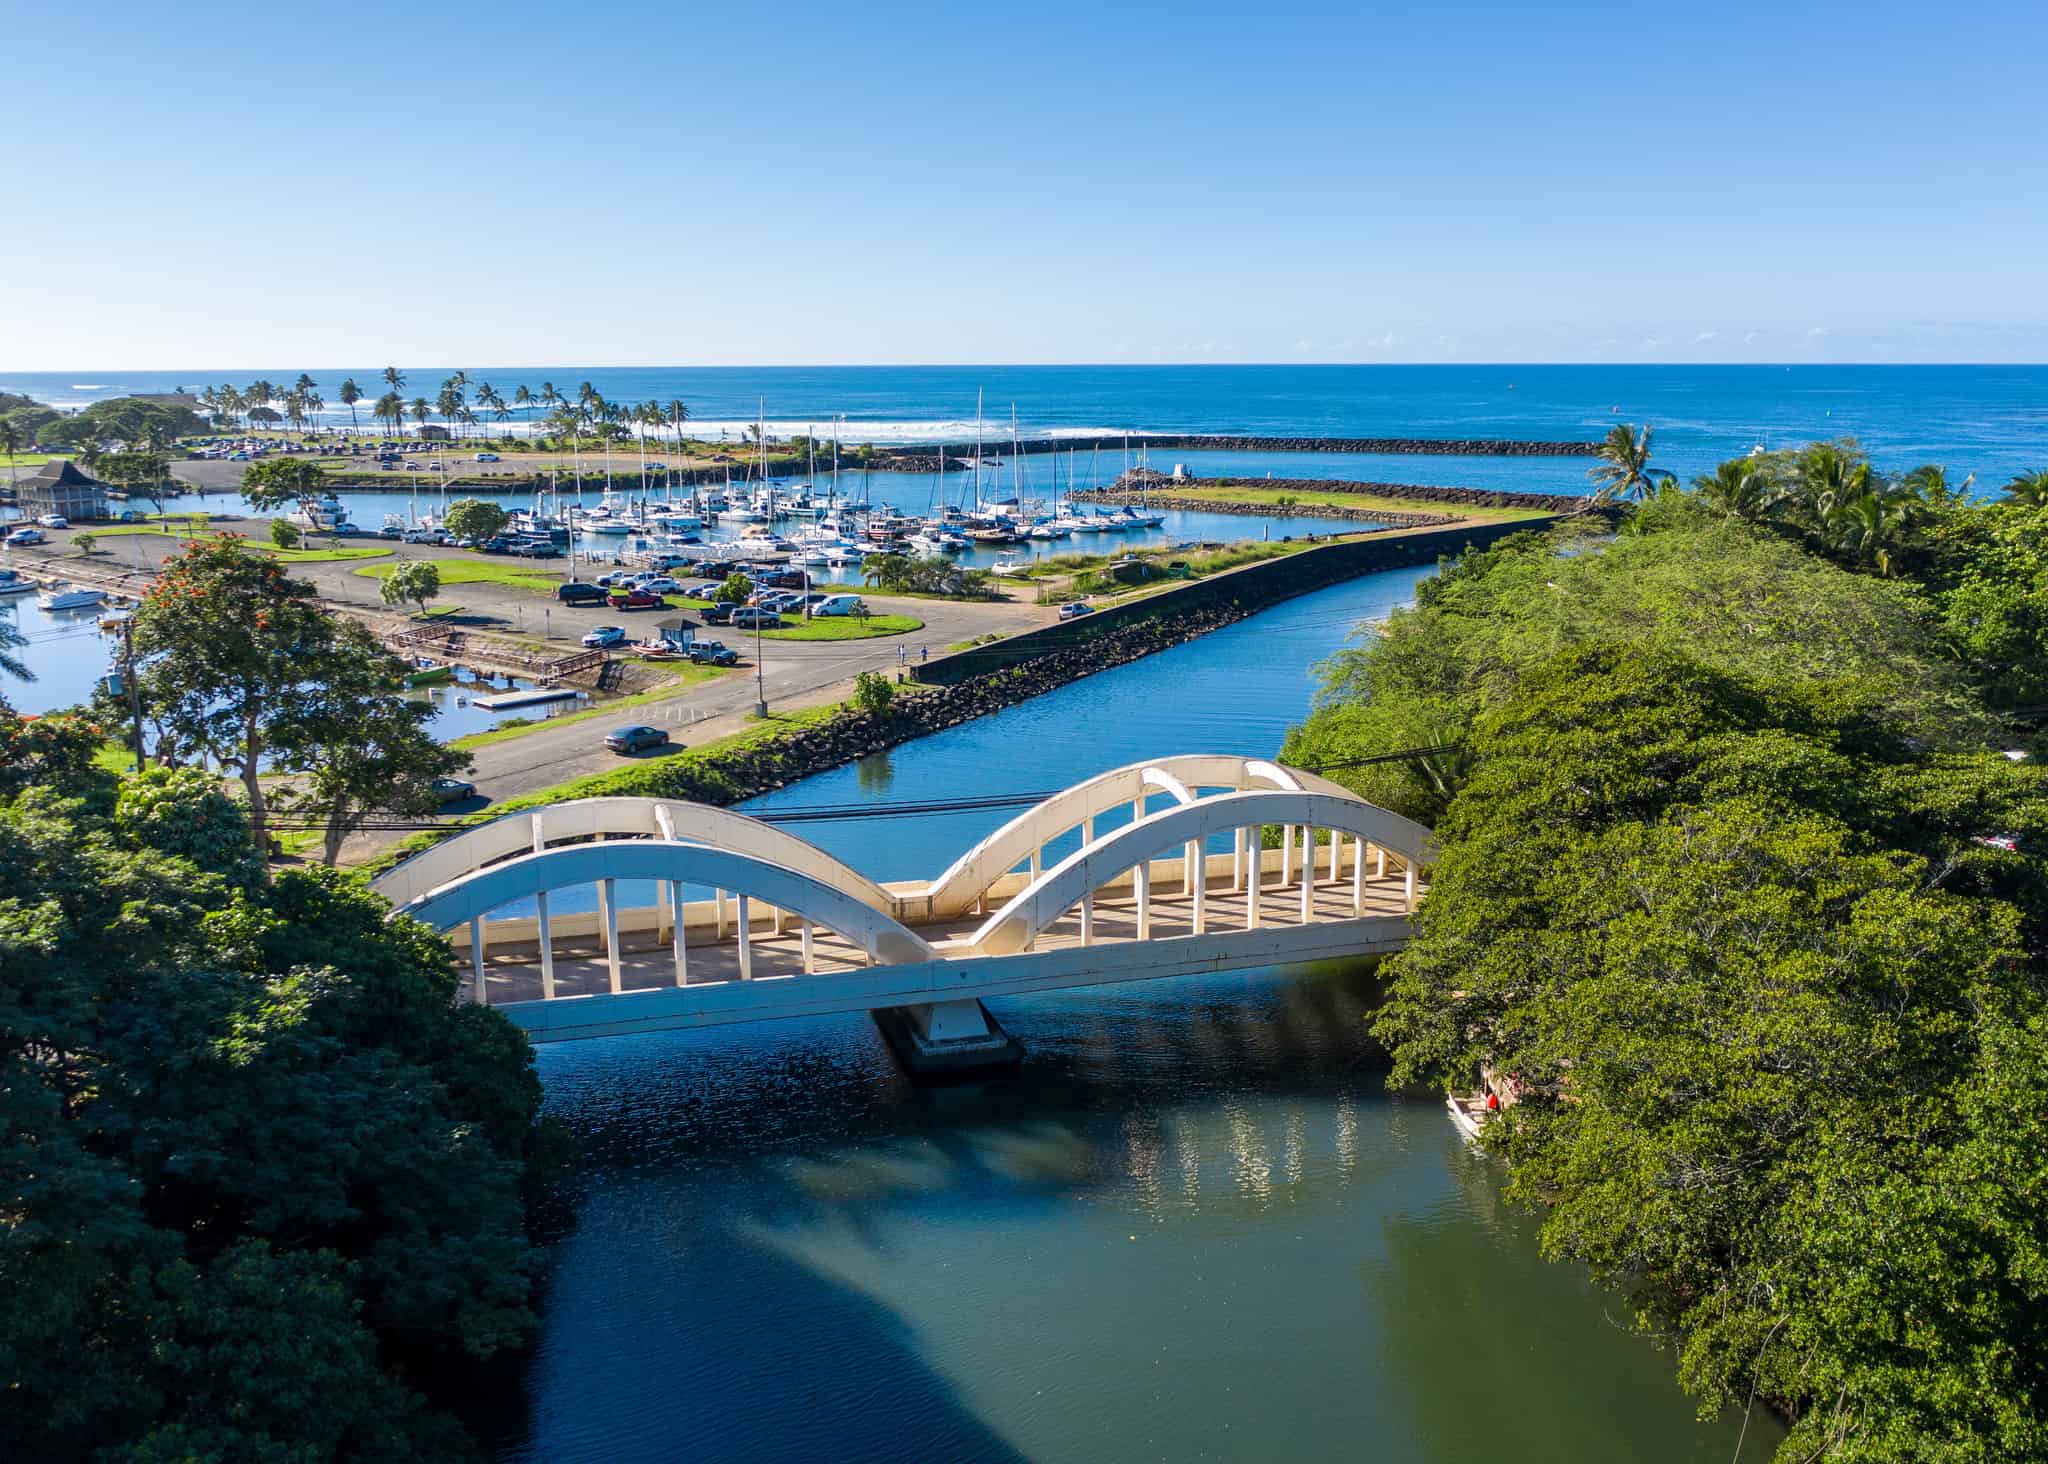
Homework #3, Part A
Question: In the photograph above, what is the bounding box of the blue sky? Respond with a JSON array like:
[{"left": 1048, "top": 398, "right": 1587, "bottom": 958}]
[{"left": 6, "top": 0, "right": 2045, "bottom": 368}]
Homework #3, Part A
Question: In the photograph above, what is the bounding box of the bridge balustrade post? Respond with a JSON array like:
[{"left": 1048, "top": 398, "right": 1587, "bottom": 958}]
[
  {"left": 772, "top": 903, "right": 784, "bottom": 936},
  {"left": 1353, "top": 835, "right": 1366, "bottom": 916},
  {"left": 1081, "top": 889, "right": 1094, "bottom": 946},
  {"left": 1030, "top": 845, "right": 1041, "bottom": 882},
  {"left": 1188, "top": 839, "right": 1206, "bottom": 934},
  {"left": 1247, "top": 828, "right": 1262, "bottom": 928},
  {"left": 801, "top": 919, "right": 814, "bottom": 974},
  {"left": 1404, "top": 863, "right": 1417, "bottom": 913},
  {"left": 1233, "top": 827, "right": 1246, "bottom": 891},
  {"left": 717, "top": 888, "right": 728, "bottom": 939},
  {"left": 670, "top": 881, "right": 688, "bottom": 986},
  {"left": 537, "top": 891, "right": 557, "bottom": 1000},
  {"left": 1136, "top": 859, "right": 1151, "bottom": 940},
  {"left": 1083, "top": 815, "right": 1094, "bottom": 846},
  {"left": 600, "top": 879, "right": 622, "bottom": 994},
  {"left": 736, "top": 895, "right": 753, "bottom": 980},
  {"left": 1375, "top": 845, "right": 1386, "bottom": 880},
  {"left": 1329, "top": 829, "right": 1341, "bottom": 882},
  {"left": 469, "top": 917, "right": 487, "bottom": 1003},
  {"left": 1300, "top": 829, "right": 1314, "bottom": 923}
]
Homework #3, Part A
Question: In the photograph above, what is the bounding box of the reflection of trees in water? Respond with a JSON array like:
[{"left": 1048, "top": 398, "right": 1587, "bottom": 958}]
[
  {"left": 539, "top": 959, "right": 1402, "bottom": 1234},
  {"left": 855, "top": 748, "right": 894, "bottom": 796}
]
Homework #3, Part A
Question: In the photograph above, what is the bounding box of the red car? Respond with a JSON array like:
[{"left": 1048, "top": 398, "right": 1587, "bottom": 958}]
[{"left": 607, "top": 588, "right": 664, "bottom": 610}]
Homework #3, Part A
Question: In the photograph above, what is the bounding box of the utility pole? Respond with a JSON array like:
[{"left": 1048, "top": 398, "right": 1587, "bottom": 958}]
[
  {"left": 117, "top": 617, "right": 145, "bottom": 772},
  {"left": 755, "top": 600, "right": 767, "bottom": 717}
]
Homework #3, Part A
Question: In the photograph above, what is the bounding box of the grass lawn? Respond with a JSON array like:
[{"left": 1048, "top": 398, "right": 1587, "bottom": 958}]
[
  {"left": 354, "top": 559, "right": 561, "bottom": 592},
  {"left": 1168, "top": 483, "right": 1553, "bottom": 522},
  {"left": 86, "top": 527, "right": 392, "bottom": 563},
  {"left": 759, "top": 613, "right": 923, "bottom": 641},
  {"left": 446, "top": 666, "right": 726, "bottom": 751}
]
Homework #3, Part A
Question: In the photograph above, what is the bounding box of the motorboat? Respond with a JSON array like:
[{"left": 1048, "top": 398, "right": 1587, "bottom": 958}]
[
  {"left": 990, "top": 554, "right": 1031, "bottom": 578},
  {"left": 0, "top": 568, "right": 35, "bottom": 596},
  {"left": 39, "top": 583, "right": 104, "bottom": 612}
]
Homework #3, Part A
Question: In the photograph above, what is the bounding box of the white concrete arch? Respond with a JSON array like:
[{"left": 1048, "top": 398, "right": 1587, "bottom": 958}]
[
  {"left": 399, "top": 840, "right": 935, "bottom": 967},
  {"left": 918, "top": 755, "right": 1350, "bottom": 918},
  {"left": 968, "top": 788, "right": 1436, "bottom": 956},
  {"left": 371, "top": 796, "right": 896, "bottom": 913}
]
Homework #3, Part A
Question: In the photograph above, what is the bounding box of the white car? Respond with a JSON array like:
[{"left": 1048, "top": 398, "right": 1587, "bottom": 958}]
[
  {"left": 812, "top": 594, "right": 867, "bottom": 617},
  {"left": 6, "top": 527, "right": 47, "bottom": 546},
  {"left": 634, "top": 575, "right": 680, "bottom": 594},
  {"left": 36, "top": 514, "right": 69, "bottom": 529},
  {"left": 581, "top": 625, "right": 627, "bottom": 649}
]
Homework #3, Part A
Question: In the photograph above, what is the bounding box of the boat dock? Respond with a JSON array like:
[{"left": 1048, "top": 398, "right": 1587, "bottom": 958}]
[{"left": 470, "top": 688, "right": 583, "bottom": 711}]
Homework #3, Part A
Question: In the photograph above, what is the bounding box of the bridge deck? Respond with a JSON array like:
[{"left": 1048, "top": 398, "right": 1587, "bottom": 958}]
[{"left": 467, "top": 875, "right": 1411, "bottom": 1007}]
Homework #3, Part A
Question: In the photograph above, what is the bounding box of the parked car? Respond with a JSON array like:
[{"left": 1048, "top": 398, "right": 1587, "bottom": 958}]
[
  {"left": 685, "top": 640, "right": 739, "bottom": 666},
  {"left": 813, "top": 594, "right": 867, "bottom": 617},
  {"left": 6, "top": 527, "right": 47, "bottom": 546},
  {"left": 513, "top": 540, "right": 561, "bottom": 558},
  {"left": 730, "top": 606, "right": 782, "bottom": 630},
  {"left": 604, "top": 724, "right": 670, "bottom": 754},
  {"left": 474, "top": 452, "right": 501, "bottom": 462},
  {"left": 479, "top": 536, "right": 513, "bottom": 554},
  {"left": 608, "top": 588, "right": 663, "bottom": 610},
  {"left": 402, "top": 528, "right": 438, "bottom": 544},
  {"left": 700, "top": 602, "right": 736, "bottom": 625},
  {"left": 1058, "top": 601, "right": 1094, "bottom": 620},
  {"left": 377, "top": 525, "right": 403, "bottom": 539},
  {"left": 36, "top": 514, "right": 69, "bottom": 529},
  {"left": 581, "top": 625, "right": 627, "bottom": 648},
  {"left": 634, "top": 575, "right": 680, "bottom": 594},
  {"left": 431, "top": 776, "right": 477, "bottom": 804},
  {"left": 557, "top": 581, "right": 607, "bottom": 604},
  {"left": 687, "top": 581, "right": 726, "bottom": 599}
]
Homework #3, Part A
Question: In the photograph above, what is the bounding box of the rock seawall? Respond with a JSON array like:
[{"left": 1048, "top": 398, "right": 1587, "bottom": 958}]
[
  {"left": 874, "top": 434, "right": 1596, "bottom": 471},
  {"left": 1076, "top": 476, "right": 1587, "bottom": 516}
]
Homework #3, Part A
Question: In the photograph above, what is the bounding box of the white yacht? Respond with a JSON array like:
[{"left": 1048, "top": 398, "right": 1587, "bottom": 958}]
[
  {"left": 0, "top": 568, "right": 36, "bottom": 596},
  {"left": 39, "top": 583, "right": 105, "bottom": 612}
]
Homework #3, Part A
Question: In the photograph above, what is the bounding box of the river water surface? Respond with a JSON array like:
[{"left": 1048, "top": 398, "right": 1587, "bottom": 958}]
[{"left": 499, "top": 567, "right": 1782, "bottom": 1462}]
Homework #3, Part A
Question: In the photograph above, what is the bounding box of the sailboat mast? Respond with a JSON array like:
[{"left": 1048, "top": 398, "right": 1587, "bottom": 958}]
[{"left": 974, "top": 389, "right": 983, "bottom": 515}]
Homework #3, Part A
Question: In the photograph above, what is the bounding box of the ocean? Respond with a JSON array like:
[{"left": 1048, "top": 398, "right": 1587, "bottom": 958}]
[{"left": 5, "top": 364, "right": 2043, "bottom": 488}]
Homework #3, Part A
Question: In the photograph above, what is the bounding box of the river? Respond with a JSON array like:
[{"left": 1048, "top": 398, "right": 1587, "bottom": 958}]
[{"left": 496, "top": 565, "right": 1782, "bottom": 1462}]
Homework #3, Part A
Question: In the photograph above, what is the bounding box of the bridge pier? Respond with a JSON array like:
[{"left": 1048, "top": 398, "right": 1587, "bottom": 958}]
[{"left": 873, "top": 998, "right": 1024, "bottom": 1077}]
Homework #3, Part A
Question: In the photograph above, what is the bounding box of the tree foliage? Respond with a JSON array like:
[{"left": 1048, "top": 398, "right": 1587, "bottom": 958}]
[
  {"left": 382, "top": 559, "right": 442, "bottom": 617},
  {"left": 240, "top": 455, "right": 330, "bottom": 511},
  {"left": 0, "top": 731, "right": 551, "bottom": 1460},
  {"left": 442, "top": 497, "right": 510, "bottom": 543},
  {"left": 1294, "top": 481, "right": 2048, "bottom": 1460}
]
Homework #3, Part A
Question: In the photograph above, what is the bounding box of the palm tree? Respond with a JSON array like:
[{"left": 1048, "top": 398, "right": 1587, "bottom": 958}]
[
  {"left": 1787, "top": 441, "right": 1870, "bottom": 531},
  {"left": 410, "top": 397, "right": 432, "bottom": 436},
  {"left": 339, "top": 377, "right": 363, "bottom": 434},
  {"left": 1900, "top": 463, "right": 1973, "bottom": 508},
  {"left": 372, "top": 391, "right": 404, "bottom": 439},
  {"left": 665, "top": 398, "right": 690, "bottom": 477},
  {"left": 1830, "top": 481, "right": 1918, "bottom": 577},
  {"left": 1586, "top": 423, "right": 1667, "bottom": 505},
  {"left": 0, "top": 418, "right": 19, "bottom": 506},
  {"left": 539, "top": 383, "right": 562, "bottom": 447},
  {"left": 1692, "top": 458, "right": 1779, "bottom": 521},
  {"left": 2002, "top": 470, "right": 2048, "bottom": 508},
  {"left": 513, "top": 384, "right": 532, "bottom": 438},
  {"left": 489, "top": 388, "right": 512, "bottom": 439},
  {"left": 218, "top": 384, "right": 246, "bottom": 430}
]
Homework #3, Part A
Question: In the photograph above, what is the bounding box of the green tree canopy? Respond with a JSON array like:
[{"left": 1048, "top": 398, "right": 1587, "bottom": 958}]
[
  {"left": 382, "top": 559, "right": 442, "bottom": 617},
  {"left": 442, "top": 497, "right": 510, "bottom": 542},
  {"left": 240, "top": 455, "right": 330, "bottom": 511},
  {"left": 0, "top": 725, "right": 552, "bottom": 1459}
]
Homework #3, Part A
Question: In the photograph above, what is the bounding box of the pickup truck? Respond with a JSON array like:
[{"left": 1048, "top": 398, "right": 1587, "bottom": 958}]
[{"left": 606, "top": 588, "right": 664, "bottom": 610}]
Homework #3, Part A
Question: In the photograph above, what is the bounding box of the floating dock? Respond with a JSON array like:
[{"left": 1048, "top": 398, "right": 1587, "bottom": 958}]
[{"left": 471, "top": 688, "right": 582, "bottom": 711}]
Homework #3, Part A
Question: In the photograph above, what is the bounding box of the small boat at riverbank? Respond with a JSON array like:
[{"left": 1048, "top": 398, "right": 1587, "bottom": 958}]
[
  {"left": 0, "top": 569, "right": 36, "bottom": 596},
  {"left": 1445, "top": 1092, "right": 1493, "bottom": 1143}
]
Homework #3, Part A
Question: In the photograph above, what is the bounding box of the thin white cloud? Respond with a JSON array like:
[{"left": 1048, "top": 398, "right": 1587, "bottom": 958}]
[{"left": 1694, "top": 330, "right": 1719, "bottom": 343}]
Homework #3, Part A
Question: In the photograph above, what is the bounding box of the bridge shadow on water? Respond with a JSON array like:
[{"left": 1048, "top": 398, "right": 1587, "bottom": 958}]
[{"left": 482, "top": 960, "right": 1396, "bottom": 1462}]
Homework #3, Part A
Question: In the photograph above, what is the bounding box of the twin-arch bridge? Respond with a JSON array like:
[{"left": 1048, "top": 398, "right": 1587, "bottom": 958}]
[{"left": 371, "top": 755, "right": 1434, "bottom": 1070}]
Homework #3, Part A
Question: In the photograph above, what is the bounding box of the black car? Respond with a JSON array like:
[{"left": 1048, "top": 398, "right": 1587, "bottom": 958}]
[
  {"left": 700, "top": 602, "right": 736, "bottom": 625},
  {"left": 557, "top": 581, "right": 607, "bottom": 604},
  {"left": 480, "top": 536, "right": 514, "bottom": 554}
]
